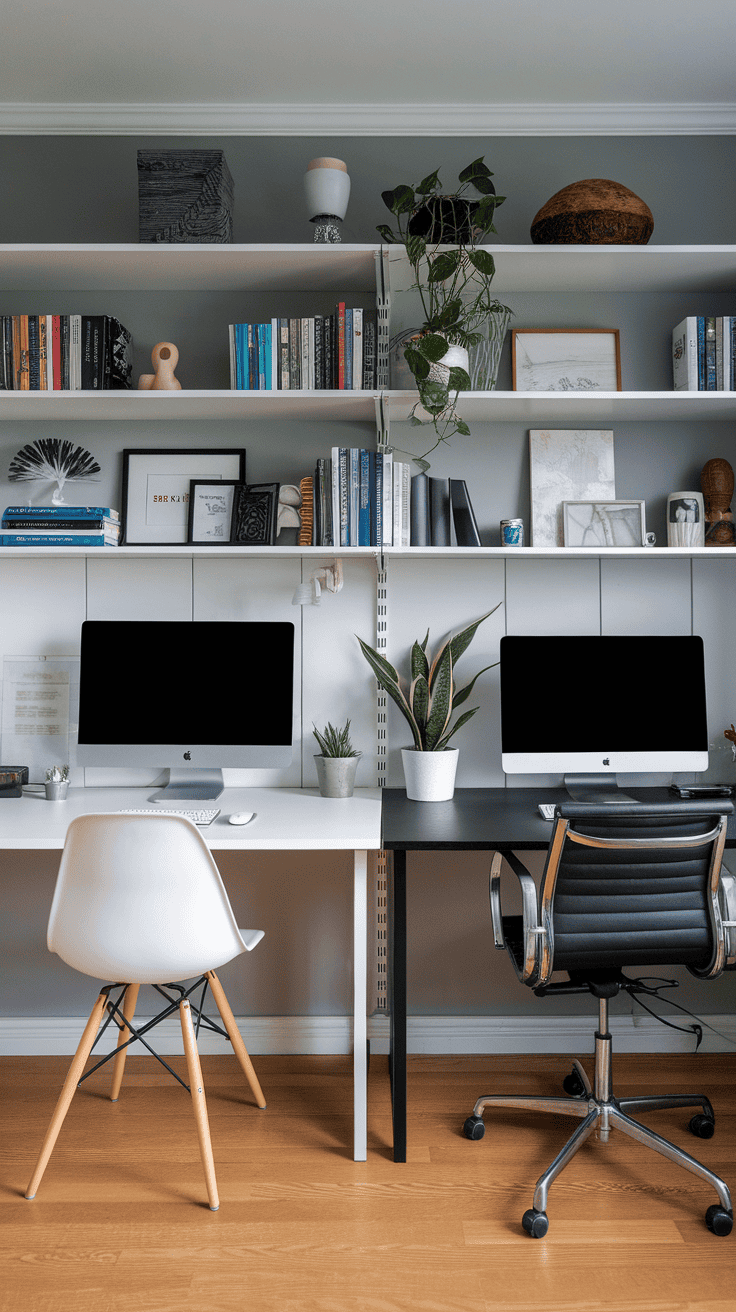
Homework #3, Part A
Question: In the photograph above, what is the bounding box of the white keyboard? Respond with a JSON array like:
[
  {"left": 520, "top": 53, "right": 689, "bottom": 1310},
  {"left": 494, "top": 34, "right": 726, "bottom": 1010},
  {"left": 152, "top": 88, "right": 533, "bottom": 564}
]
[
  {"left": 538, "top": 803, "right": 557, "bottom": 821},
  {"left": 117, "top": 808, "right": 221, "bottom": 827}
]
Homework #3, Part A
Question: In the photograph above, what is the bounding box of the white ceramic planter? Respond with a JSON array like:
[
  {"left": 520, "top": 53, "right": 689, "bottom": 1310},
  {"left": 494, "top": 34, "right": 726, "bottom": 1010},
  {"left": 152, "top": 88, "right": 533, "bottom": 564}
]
[
  {"left": 303, "top": 159, "right": 351, "bottom": 221},
  {"left": 401, "top": 747, "right": 459, "bottom": 802},
  {"left": 428, "top": 343, "right": 469, "bottom": 387},
  {"left": 314, "top": 754, "right": 361, "bottom": 798}
]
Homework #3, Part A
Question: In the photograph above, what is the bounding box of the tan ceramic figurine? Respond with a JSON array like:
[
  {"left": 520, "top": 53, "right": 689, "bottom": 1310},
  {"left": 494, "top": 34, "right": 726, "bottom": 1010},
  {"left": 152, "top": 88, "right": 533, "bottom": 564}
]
[
  {"left": 137, "top": 342, "right": 182, "bottom": 391},
  {"left": 701, "top": 458, "right": 735, "bottom": 546}
]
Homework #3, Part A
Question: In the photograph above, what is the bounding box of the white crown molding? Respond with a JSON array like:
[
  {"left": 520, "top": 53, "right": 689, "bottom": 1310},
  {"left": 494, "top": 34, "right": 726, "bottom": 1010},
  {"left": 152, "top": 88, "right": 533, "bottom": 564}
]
[
  {"left": 0, "top": 102, "right": 735, "bottom": 136},
  {"left": 3, "top": 1012, "right": 734, "bottom": 1055}
]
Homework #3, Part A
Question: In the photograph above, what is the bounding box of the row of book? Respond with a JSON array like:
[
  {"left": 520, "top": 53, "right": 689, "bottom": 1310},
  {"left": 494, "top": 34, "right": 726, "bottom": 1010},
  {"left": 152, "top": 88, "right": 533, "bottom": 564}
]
[
  {"left": 672, "top": 316, "right": 735, "bottom": 391},
  {"left": 309, "top": 450, "right": 481, "bottom": 548},
  {"left": 0, "top": 505, "right": 120, "bottom": 546},
  {"left": 0, "top": 315, "right": 133, "bottom": 392},
  {"left": 229, "top": 305, "right": 377, "bottom": 391}
]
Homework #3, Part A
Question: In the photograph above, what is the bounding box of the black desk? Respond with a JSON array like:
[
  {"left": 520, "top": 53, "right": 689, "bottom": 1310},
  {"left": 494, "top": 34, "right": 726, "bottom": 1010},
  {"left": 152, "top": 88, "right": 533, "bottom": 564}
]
[{"left": 381, "top": 786, "right": 736, "bottom": 1162}]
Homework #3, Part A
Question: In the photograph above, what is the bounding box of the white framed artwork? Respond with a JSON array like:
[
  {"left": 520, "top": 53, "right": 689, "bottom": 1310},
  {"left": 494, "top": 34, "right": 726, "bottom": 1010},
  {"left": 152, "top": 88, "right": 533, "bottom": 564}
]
[
  {"left": 562, "top": 500, "right": 647, "bottom": 548},
  {"left": 512, "top": 329, "right": 622, "bottom": 392},
  {"left": 529, "top": 429, "right": 615, "bottom": 547}
]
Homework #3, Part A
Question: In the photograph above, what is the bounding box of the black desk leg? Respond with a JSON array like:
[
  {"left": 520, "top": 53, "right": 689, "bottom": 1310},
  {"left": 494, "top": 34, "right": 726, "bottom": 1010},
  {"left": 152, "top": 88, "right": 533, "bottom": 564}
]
[{"left": 389, "top": 848, "right": 407, "bottom": 1162}]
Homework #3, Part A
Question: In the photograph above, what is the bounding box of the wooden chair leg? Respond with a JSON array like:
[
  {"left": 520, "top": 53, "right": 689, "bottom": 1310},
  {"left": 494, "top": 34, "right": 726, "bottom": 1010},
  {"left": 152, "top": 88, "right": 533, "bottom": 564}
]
[
  {"left": 110, "top": 983, "right": 140, "bottom": 1102},
  {"left": 25, "top": 990, "right": 108, "bottom": 1200},
  {"left": 179, "top": 998, "right": 219, "bottom": 1212},
  {"left": 206, "top": 969, "right": 267, "bottom": 1108}
]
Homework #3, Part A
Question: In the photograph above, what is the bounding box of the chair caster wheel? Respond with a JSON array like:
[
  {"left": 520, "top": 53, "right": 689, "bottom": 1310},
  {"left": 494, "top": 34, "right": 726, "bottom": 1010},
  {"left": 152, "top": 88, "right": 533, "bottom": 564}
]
[
  {"left": 690, "top": 1113, "right": 715, "bottom": 1139},
  {"left": 705, "top": 1205, "right": 733, "bottom": 1236},
  {"left": 562, "top": 1069, "right": 587, "bottom": 1097},
  {"left": 522, "top": 1208, "right": 549, "bottom": 1238},
  {"left": 463, "top": 1115, "right": 485, "bottom": 1140}
]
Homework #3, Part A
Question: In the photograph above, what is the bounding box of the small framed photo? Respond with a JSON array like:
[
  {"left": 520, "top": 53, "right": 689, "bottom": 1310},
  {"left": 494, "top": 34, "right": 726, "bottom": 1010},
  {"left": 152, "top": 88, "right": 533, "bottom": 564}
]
[
  {"left": 563, "top": 500, "right": 647, "bottom": 548},
  {"left": 512, "top": 329, "right": 622, "bottom": 392},
  {"left": 231, "top": 483, "right": 280, "bottom": 546},
  {"left": 121, "top": 448, "right": 246, "bottom": 545},
  {"left": 187, "top": 481, "right": 241, "bottom": 545}
]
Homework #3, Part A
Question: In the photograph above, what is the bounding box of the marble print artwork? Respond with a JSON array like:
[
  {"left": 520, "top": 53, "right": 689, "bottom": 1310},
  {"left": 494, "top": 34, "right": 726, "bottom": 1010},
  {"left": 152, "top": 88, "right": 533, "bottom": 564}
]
[
  {"left": 529, "top": 429, "right": 615, "bottom": 546},
  {"left": 514, "top": 332, "right": 619, "bottom": 391},
  {"left": 563, "top": 500, "right": 645, "bottom": 547}
]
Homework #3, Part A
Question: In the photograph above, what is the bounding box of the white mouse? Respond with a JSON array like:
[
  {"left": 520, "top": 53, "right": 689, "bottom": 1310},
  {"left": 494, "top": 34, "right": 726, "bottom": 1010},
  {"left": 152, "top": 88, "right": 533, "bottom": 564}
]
[{"left": 228, "top": 811, "right": 255, "bottom": 826}]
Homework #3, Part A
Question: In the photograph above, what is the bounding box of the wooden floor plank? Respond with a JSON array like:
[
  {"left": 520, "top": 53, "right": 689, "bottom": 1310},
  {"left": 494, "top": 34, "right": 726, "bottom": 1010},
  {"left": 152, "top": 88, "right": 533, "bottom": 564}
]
[{"left": 1, "top": 1053, "right": 734, "bottom": 1312}]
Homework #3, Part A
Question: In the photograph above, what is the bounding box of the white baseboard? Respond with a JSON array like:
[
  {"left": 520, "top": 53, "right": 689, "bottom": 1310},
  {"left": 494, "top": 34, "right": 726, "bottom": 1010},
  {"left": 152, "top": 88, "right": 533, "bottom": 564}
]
[{"left": 1, "top": 1012, "right": 734, "bottom": 1056}]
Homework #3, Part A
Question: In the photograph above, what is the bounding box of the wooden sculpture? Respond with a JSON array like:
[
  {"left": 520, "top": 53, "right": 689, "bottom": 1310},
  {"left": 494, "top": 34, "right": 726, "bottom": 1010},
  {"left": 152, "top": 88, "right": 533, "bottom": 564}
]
[
  {"left": 138, "top": 342, "right": 181, "bottom": 391},
  {"left": 299, "top": 476, "right": 314, "bottom": 545},
  {"left": 702, "top": 457, "right": 735, "bottom": 546}
]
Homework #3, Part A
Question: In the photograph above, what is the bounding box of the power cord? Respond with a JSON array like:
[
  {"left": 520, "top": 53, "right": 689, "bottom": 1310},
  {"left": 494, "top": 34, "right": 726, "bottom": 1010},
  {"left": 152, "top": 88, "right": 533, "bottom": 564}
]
[{"left": 624, "top": 976, "right": 736, "bottom": 1053}]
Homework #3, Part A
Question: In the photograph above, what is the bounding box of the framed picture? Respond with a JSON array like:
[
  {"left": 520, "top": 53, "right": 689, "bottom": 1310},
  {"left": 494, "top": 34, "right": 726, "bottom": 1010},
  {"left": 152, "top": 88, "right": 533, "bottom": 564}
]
[
  {"left": 187, "top": 481, "right": 241, "bottom": 545},
  {"left": 121, "top": 448, "right": 246, "bottom": 545},
  {"left": 231, "top": 483, "right": 280, "bottom": 546},
  {"left": 529, "top": 429, "right": 615, "bottom": 547},
  {"left": 562, "top": 500, "right": 647, "bottom": 548},
  {"left": 512, "top": 329, "right": 622, "bottom": 392}
]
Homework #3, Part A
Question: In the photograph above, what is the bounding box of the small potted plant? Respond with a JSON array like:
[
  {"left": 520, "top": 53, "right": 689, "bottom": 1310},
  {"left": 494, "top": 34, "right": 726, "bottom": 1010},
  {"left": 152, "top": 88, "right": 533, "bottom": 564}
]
[
  {"left": 377, "top": 159, "right": 511, "bottom": 466},
  {"left": 357, "top": 605, "right": 500, "bottom": 801},
  {"left": 45, "top": 764, "right": 70, "bottom": 801},
  {"left": 313, "top": 719, "right": 362, "bottom": 798}
]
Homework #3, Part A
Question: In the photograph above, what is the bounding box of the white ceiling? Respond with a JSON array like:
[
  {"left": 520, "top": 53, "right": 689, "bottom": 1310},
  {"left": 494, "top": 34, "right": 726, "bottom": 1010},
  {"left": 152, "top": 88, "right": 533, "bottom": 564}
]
[{"left": 0, "top": 0, "right": 734, "bottom": 134}]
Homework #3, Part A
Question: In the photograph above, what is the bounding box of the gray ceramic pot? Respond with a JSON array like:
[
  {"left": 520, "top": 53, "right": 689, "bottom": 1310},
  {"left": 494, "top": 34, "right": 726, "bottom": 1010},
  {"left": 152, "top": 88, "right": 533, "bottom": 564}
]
[{"left": 314, "top": 754, "right": 361, "bottom": 798}]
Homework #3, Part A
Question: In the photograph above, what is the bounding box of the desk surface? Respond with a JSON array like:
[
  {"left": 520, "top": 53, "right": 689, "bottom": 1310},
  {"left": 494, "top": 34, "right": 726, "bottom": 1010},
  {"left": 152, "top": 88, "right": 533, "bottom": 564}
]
[
  {"left": 0, "top": 786, "right": 383, "bottom": 851},
  {"left": 381, "top": 786, "right": 736, "bottom": 850}
]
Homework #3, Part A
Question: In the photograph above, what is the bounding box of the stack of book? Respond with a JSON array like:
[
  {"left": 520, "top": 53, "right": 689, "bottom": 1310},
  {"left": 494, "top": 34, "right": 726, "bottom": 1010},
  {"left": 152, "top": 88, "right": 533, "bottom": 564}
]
[
  {"left": 672, "top": 317, "right": 735, "bottom": 391},
  {"left": 0, "top": 315, "right": 133, "bottom": 391},
  {"left": 229, "top": 304, "right": 377, "bottom": 391},
  {"left": 309, "top": 452, "right": 481, "bottom": 548},
  {"left": 1, "top": 506, "right": 121, "bottom": 547}
]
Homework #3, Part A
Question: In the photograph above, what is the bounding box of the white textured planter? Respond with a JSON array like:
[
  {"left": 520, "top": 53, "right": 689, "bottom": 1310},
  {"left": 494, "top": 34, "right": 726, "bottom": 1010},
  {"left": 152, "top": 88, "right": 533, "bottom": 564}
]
[
  {"left": 303, "top": 160, "right": 351, "bottom": 220},
  {"left": 401, "top": 748, "right": 459, "bottom": 802},
  {"left": 428, "top": 343, "right": 470, "bottom": 387},
  {"left": 314, "top": 754, "right": 361, "bottom": 798}
]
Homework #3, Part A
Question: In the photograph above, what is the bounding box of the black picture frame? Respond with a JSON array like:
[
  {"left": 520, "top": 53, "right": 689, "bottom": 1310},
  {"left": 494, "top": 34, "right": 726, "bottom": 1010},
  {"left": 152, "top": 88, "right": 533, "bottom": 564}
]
[
  {"left": 187, "top": 480, "right": 241, "bottom": 545},
  {"left": 231, "top": 483, "right": 280, "bottom": 546},
  {"left": 121, "top": 448, "right": 246, "bottom": 545}
]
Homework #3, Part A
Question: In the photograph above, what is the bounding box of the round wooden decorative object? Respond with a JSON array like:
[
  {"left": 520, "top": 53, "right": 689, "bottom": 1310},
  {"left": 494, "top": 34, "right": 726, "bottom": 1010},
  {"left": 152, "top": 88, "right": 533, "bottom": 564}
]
[
  {"left": 702, "top": 457, "right": 735, "bottom": 545},
  {"left": 531, "top": 179, "right": 654, "bottom": 245}
]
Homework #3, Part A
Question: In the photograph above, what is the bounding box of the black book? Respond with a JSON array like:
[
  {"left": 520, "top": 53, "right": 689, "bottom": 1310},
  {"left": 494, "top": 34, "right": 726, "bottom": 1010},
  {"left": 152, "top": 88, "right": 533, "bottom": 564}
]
[
  {"left": 60, "top": 315, "right": 70, "bottom": 390},
  {"left": 429, "top": 477, "right": 451, "bottom": 545},
  {"left": 410, "top": 473, "right": 430, "bottom": 546},
  {"left": 363, "top": 315, "right": 376, "bottom": 389},
  {"left": 105, "top": 315, "right": 133, "bottom": 389},
  {"left": 81, "top": 315, "right": 107, "bottom": 390},
  {"left": 314, "top": 316, "right": 324, "bottom": 390},
  {"left": 27, "top": 315, "right": 41, "bottom": 390},
  {"left": 0, "top": 316, "right": 13, "bottom": 390},
  {"left": 449, "top": 479, "right": 482, "bottom": 546}
]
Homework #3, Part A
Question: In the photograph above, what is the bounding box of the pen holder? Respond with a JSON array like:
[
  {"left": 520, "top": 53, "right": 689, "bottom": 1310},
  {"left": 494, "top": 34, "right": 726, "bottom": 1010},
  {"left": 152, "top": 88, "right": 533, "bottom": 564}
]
[{"left": 45, "top": 780, "right": 69, "bottom": 801}]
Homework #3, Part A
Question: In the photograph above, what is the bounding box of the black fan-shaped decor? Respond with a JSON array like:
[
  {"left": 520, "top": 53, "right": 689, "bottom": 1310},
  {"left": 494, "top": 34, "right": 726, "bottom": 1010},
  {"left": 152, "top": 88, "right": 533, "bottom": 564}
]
[{"left": 8, "top": 439, "right": 101, "bottom": 506}]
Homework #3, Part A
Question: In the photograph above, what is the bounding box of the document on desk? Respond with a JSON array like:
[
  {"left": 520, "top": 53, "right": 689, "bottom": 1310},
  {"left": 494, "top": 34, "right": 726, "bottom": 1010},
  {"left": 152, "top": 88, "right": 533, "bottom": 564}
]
[{"left": 0, "top": 656, "right": 80, "bottom": 782}]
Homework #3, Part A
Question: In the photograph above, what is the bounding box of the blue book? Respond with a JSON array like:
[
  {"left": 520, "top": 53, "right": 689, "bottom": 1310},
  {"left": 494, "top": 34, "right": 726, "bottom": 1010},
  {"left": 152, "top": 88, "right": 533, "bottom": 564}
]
[
  {"left": 697, "top": 317, "right": 706, "bottom": 389},
  {"left": 236, "top": 324, "right": 246, "bottom": 389},
  {"left": 1, "top": 533, "right": 118, "bottom": 546},
  {"left": 3, "top": 505, "right": 118, "bottom": 519},
  {"left": 264, "top": 323, "right": 272, "bottom": 390},
  {"left": 358, "top": 449, "right": 371, "bottom": 546}
]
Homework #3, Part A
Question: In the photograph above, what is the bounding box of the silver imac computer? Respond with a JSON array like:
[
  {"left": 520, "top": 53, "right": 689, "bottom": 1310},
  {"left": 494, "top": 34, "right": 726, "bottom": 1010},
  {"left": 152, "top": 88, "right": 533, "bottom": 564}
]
[
  {"left": 500, "top": 634, "right": 709, "bottom": 803},
  {"left": 77, "top": 619, "right": 295, "bottom": 801}
]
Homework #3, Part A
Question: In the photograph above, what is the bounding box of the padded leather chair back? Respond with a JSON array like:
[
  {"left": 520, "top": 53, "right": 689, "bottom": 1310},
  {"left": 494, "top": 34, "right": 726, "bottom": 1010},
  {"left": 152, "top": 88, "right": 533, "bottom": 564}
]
[{"left": 543, "top": 802, "right": 731, "bottom": 977}]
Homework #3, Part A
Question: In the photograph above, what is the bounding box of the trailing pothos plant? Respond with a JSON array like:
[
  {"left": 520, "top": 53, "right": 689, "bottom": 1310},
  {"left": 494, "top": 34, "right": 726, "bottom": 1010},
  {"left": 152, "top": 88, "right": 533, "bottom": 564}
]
[
  {"left": 357, "top": 605, "right": 500, "bottom": 751},
  {"left": 377, "top": 159, "right": 511, "bottom": 464}
]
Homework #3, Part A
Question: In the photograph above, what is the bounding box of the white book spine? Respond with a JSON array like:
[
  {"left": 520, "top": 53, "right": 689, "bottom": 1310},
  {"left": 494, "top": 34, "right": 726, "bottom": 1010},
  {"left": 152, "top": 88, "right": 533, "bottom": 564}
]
[
  {"left": 400, "top": 463, "right": 411, "bottom": 546},
  {"left": 722, "top": 317, "right": 732, "bottom": 391},
  {"left": 45, "top": 314, "right": 54, "bottom": 390},
  {"left": 331, "top": 446, "right": 342, "bottom": 550},
  {"left": 349, "top": 448, "right": 360, "bottom": 546},
  {"left": 672, "top": 317, "right": 698, "bottom": 391},
  {"left": 382, "top": 453, "right": 393, "bottom": 546},
  {"left": 228, "top": 324, "right": 236, "bottom": 389},
  {"left": 308, "top": 318, "right": 315, "bottom": 390},
  {"left": 352, "top": 308, "right": 363, "bottom": 391}
]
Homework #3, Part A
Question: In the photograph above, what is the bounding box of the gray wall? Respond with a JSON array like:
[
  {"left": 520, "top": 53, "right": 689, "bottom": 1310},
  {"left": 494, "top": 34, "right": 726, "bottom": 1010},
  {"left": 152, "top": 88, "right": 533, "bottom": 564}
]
[{"left": 2, "top": 133, "right": 736, "bottom": 1031}]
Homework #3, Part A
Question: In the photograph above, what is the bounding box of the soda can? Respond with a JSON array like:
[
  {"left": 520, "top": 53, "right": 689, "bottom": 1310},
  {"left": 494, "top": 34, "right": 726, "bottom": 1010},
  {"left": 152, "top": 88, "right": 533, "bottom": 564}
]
[{"left": 500, "top": 518, "right": 524, "bottom": 546}]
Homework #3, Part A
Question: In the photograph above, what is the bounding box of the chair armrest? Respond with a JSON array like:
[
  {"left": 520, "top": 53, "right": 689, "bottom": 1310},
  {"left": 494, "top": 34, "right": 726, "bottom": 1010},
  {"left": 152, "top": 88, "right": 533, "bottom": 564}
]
[
  {"left": 489, "top": 850, "right": 546, "bottom": 983},
  {"left": 719, "top": 864, "right": 736, "bottom": 969}
]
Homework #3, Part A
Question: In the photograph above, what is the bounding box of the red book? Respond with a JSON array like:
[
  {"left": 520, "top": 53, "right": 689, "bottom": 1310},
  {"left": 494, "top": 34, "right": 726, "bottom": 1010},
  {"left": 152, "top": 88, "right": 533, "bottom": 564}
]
[
  {"left": 336, "top": 301, "right": 345, "bottom": 389},
  {"left": 52, "top": 315, "right": 62, "bottom": 389}
]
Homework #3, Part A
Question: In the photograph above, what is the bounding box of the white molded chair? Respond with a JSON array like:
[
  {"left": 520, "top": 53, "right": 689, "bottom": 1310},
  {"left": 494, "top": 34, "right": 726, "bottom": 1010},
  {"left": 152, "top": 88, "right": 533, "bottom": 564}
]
[{"left": 25, "top": 813, "right": 267, "bottom": 1211}]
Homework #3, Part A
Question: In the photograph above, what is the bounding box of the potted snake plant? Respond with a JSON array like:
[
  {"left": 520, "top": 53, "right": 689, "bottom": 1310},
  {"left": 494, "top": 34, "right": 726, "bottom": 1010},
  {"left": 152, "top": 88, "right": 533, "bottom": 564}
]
[
  {"left": 313, "top": 718, "right": 361, "bottom": 798},
  {"left": 357, "top": 605, "right": 500, "bottom": 800},
  {"left": 377, "top": 159, "right": 511, "bottom": 467}
]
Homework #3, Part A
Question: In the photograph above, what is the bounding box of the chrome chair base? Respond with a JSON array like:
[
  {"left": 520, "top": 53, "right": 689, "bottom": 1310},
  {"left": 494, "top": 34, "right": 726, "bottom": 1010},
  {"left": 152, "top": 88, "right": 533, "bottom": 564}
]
[{"left": 463, "top": 1009, "right": 734, "bottom": 1237}]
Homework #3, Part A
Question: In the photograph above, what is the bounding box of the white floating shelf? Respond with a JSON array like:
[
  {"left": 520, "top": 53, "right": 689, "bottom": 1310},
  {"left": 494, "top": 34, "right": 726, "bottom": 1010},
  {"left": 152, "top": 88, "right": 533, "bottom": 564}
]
[
  {"left": 0, "top": 388, "right": 379, "bottom": 421},
  {"left": 2, "top": 545, "right": 735, "bottom": 561},
  {"left": 386, "top": 390, "right": 736, "bottom": 424}
]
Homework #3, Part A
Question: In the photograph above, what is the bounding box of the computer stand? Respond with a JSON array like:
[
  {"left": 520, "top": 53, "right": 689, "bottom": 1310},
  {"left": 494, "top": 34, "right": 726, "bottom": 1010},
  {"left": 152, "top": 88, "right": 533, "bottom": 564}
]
[
  {"left": 149, "top": 768, "right": 225, "bottom": 803},
  {"left": 563, "top": 774, "right": 638, "bottom": 805}
]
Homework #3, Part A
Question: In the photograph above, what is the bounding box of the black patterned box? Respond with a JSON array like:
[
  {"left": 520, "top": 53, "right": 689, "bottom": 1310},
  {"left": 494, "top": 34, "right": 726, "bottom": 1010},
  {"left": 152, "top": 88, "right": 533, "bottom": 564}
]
[{"left": 137, "top": 150, "right": 234, "bottom": 244}]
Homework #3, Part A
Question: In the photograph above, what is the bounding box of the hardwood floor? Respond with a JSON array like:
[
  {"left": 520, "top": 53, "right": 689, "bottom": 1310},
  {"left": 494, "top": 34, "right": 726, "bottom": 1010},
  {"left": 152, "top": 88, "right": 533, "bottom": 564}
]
[{"left": 2, "top": 1051, "right": 735, "bottom": 1311}]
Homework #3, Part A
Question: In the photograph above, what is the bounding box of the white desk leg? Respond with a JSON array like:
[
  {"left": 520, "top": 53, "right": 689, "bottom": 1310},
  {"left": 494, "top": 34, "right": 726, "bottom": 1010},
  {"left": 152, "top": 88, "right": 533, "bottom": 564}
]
[{"left": 353, "top": 849, "right": 368, "bottom": 1162}]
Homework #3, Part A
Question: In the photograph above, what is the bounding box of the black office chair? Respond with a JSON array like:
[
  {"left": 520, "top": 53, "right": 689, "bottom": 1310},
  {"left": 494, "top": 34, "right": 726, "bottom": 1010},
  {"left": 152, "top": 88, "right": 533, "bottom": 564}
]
[{"left": 462, "top": 801, "right": 736, "bottom": 1237}]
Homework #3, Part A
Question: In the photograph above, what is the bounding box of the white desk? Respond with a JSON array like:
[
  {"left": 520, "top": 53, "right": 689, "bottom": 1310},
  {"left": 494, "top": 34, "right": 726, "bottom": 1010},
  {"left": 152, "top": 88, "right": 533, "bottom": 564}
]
[{"left": 2, "top": 784, "right": 383, "bottom": 1162}]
